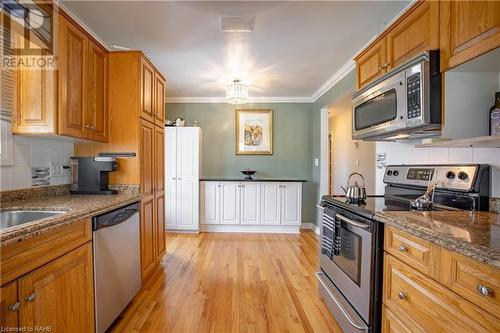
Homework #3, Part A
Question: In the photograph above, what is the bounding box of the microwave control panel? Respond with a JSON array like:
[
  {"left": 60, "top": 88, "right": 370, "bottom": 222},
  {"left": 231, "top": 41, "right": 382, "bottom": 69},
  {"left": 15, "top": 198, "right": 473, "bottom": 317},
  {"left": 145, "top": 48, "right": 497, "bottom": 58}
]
[{"left": 406, "top": 73, "right": 421, "bottom": 119}]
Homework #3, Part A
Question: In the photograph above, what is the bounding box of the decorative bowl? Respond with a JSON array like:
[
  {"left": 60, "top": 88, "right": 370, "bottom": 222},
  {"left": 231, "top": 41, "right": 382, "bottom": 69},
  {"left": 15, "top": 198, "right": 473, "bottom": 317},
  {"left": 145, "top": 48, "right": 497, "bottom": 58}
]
[{"left": 241, "top": 170, "right": 256, "bottom": 180}]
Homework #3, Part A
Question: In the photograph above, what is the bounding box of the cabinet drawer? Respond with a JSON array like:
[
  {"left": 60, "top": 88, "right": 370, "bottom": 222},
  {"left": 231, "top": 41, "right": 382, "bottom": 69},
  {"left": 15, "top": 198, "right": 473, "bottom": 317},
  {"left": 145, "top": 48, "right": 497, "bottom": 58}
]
[
  {"left": 382, "top": 306, "right": 425, "bottom": 333},
  {"left": 439, "top": 250, "right": 500, "bottom": 319},
  {"left": 384, "top": 254, "right": 500, "bottom": 333},
  {"left": 384, "top": 226, "right": 438, "bottom": 277},
  {"left": 0, "top": 218, "right": 92, "bottom": 286}
]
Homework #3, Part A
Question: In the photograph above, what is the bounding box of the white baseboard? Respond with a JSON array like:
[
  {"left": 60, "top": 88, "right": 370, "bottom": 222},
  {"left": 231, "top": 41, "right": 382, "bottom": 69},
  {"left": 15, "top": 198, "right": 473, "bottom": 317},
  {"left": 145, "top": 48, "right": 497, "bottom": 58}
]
[
  {"left": 200, "top": 224, "right": 300, "bottom": 234},
  {"left": 300, "top": 223, "right": 320, "bottom": 235}
]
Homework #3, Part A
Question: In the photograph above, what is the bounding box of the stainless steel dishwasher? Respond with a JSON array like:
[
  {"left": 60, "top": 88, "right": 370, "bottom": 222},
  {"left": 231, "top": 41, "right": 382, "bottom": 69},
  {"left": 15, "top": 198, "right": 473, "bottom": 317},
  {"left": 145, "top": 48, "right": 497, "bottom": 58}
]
[{"left": 93, "top": 202, "right": 141, "bottom": 333}]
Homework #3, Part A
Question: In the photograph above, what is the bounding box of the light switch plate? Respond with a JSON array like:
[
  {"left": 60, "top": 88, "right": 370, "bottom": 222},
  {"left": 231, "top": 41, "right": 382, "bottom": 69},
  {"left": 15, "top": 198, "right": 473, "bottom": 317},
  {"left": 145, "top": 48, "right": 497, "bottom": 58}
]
[{"left": 314, "top": 158, "right": 319, "bottom": 167}]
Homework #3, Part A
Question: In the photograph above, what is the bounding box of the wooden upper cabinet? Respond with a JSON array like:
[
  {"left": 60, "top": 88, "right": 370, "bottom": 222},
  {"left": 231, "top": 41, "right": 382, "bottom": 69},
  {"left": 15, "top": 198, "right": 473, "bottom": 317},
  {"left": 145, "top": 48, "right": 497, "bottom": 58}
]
[
  {"left": 13, "top": 60, "right": 57, "bottom": 134},
  {"left": 355, "top": 38, "right": 387, "bottom": 90},
  {"left": 140, "top": 119, "right": 155, "bottom": 196},
  {"left": 386, "top": 1, "right": 439, "bottom": 70},
  {"left": 58, "top": 14, "right": 87, "bottom": 139},
  {"left": 440, "top": 1, "right": 500, "bottom": 70},
  {"left": 85, "top": 40, "right": 108, "bottom": 142},
  {"left": 154, "top": 74, "right": 165, "bottom": 127},
  {"left": 140, "top": 59, "right": 155, "bottom": 123},
  {"left": 0, "top": 282, "right": 18, "bottom": 330},
  {"left": 18, "top": 243, "right": 94, "bottom": 333}
]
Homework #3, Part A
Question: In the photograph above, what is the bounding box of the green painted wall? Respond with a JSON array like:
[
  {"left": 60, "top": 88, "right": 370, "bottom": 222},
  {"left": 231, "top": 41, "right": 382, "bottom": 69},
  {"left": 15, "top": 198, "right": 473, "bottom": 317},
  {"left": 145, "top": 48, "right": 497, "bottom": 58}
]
[{"left": 166, "top": 102, "right": 315, "bottom": 223}]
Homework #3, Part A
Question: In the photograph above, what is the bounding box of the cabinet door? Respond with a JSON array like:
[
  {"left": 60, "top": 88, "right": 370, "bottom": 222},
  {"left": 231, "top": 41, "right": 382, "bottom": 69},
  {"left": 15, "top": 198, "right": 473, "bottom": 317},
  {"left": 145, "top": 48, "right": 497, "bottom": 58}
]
[
  {"left": 13, "top": 51, "right": 57, "bottom": 134},
  {"left": 165, "top": 179, "right": 177, "bottom": 230},
  {"left": 176, "top": 128, "right": 200, "bottom": 181},
  {"left": 140, "top": 119, "right": 155, "bottom": 196},
  {"left": 386, "top": 1, "right": 439, "bottom": 70},
  {"left": 140, "top": 195, "right": 156, "bottom": 281},
  {"left": 58, "top": 14, "right": 87, "bottom": 139},
  {"left": 281, "top": 183, "right": 301, "bottom": 225},
  {"left": 165, "top": 127, "right": 177, "bottom": 182},
  {"left": 0, "top": 281, "right": 18, "bottom": 330},
  {"left": 176, "top": 180, "right": 199, "bottom": 230},
  {"left": 18, "top": 243, "right": 94, "bottom": 332},
  {"left": 140, "top": 59, "right": 155, "bottom": 123},
  {"left": 355, "top": 38, "right": 387, "bottom": 90},
  {"left": 85, "top": 40, "right": 108, "bottom": 142},
  {"left": 154, "top": 74, "right": 165, "bottom": 127},
  {"left": 155, "top": 190, "right": 166, "bottom": 258},
  {"left": 220, "top": 182, "right": 240, "bottom": 225},
  {"left": 201, "top": 182, "right": 220, "bottom": 225},
  {"left": 154, "top": 126, "right": 165, "bottom": 192},
  {"left": 240, "top": 183, "right": 260, "bottom": 225},
  {"left": 440, "top": 1, "right": 500, "bottom": 70},
  {"left": 260, "top": 183, "right": 281, "bottom": 225}
]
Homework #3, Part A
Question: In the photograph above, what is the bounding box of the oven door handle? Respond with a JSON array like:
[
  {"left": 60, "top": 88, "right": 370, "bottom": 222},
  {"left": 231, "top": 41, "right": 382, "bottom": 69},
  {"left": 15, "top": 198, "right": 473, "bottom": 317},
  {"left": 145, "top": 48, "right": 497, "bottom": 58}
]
[
  {"left": 315, "top": 272, "right": 368, "bottom": 331},
  {"left": 316, "top": 204, "right": 325, "bottom": 210},
  {"left": 336, "top": 213, "right": 370, "bottom": 229}
]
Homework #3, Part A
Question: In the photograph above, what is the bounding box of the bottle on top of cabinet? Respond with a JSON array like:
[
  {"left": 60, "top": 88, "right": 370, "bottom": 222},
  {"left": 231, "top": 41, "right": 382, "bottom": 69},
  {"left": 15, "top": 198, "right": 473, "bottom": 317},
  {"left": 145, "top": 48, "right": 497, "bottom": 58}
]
[{"left": 490, "top": 91, "right": 500, "bottom": 136}]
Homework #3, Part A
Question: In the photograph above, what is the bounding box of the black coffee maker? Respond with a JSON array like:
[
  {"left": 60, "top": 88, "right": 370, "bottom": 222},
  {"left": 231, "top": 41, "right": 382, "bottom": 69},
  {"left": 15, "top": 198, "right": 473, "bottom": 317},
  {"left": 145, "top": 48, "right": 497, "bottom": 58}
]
[{"left": 70, "top": 157, "right": 118, "bottom": 195}]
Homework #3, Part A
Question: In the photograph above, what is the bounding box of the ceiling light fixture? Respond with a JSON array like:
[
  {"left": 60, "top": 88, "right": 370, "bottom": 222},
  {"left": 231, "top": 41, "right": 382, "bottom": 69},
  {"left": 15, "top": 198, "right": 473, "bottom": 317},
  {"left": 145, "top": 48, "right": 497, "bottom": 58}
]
[{"left": 226, "top": 79, "right": 248, "bottom": 105}]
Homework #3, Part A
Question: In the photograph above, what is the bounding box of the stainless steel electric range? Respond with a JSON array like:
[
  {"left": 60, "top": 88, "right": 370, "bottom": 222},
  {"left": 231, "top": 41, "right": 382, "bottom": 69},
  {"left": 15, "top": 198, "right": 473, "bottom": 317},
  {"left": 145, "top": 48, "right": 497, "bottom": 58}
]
[{"left": 316, "top": 164, "right": 490, "bottom": 333}]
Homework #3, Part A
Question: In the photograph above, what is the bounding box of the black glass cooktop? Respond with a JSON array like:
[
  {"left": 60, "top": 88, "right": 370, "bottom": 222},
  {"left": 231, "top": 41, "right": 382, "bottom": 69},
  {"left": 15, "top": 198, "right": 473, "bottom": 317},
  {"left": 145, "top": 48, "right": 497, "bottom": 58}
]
[{"left": 322, "top": 195, "right": 459, "bottom": 219}]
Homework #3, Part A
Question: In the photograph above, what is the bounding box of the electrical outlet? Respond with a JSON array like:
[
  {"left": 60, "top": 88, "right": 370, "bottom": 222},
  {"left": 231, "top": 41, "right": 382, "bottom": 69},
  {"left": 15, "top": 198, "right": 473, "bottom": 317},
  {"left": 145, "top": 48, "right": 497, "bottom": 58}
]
[{"left": 314, "top": 158, "right": 319, "bottom": 167}]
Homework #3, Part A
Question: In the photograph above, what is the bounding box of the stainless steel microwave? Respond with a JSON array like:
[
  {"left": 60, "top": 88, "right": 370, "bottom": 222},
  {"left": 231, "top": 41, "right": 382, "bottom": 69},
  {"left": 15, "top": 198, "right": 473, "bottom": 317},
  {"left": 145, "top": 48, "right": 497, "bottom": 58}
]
[{"left": 352, "top": 51, "right": 441, "bottom": 141}]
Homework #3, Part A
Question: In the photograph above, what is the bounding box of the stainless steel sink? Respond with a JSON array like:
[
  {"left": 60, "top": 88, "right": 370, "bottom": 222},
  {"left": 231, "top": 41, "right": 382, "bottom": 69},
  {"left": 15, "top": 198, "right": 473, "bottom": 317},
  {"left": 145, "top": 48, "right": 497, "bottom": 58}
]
[{"left": 0, "top": 210, "right": 66, "bottom": 229}]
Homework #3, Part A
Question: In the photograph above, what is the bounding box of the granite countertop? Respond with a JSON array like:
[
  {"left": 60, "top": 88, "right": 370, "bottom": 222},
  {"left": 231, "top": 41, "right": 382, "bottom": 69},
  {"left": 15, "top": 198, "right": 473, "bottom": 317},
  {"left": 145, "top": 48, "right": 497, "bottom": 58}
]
[
  {"left": 374, "top": 210, "right": 500, "bottom": 268},
  {"left": 200, "top": 178, "right": 307, "bottom": 182},
  {"left": 0, "top": 192, "right": 143, "bottom": 246}
]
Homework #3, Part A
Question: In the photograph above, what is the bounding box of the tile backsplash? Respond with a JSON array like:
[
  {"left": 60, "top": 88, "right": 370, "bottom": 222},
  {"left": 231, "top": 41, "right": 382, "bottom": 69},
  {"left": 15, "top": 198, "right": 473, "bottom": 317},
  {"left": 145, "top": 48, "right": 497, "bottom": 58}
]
[
  {"left": 0, "top": 136, "right": 73, "bottom": 191},
  {"left": 375, "top": 141, "right": 500, "bottom": 198}
]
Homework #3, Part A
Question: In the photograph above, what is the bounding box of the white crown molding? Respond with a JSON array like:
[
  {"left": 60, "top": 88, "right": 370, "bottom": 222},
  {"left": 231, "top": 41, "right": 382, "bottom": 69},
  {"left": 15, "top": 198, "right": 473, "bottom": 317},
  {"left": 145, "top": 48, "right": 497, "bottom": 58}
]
[
  {"left": 59, "top": 3, "right": 110, "bottom": 50},
  {"left": 310, "top": 59, "right": 355, "bottom": 103},
  {"left": 166, "top": 96, "right": 313, "bottom": 103}
]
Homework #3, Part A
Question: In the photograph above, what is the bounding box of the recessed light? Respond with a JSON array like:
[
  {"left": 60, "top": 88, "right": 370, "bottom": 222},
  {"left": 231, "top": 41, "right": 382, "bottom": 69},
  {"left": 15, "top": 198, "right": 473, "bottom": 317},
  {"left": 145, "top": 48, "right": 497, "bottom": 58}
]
[{"left": 220, "top": 16, "right": 255, "bottom": 33}]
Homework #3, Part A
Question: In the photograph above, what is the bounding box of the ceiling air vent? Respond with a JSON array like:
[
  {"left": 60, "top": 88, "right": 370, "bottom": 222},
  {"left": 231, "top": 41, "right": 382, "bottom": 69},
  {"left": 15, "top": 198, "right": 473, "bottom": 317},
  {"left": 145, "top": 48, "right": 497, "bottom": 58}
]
[{"left": 220, "top": 16, "right": 255, "bottom": 32}]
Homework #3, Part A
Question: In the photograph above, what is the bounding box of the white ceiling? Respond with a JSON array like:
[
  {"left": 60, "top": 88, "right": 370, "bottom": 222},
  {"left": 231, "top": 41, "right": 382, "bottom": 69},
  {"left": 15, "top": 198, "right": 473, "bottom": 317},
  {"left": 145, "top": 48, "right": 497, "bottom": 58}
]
[{"left": 62, "top": 1, "right": 410, "bottom": 101}]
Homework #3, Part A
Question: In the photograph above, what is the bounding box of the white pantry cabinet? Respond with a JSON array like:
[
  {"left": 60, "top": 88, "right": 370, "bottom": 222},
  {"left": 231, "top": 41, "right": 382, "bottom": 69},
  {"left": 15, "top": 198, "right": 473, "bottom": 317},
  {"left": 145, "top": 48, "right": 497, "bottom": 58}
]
[
  {"left": 165, "top": 127, "right": 201, "bottom": 231},
  {"left": 201, "top": 181, "right": 302, "bottom": 233}
]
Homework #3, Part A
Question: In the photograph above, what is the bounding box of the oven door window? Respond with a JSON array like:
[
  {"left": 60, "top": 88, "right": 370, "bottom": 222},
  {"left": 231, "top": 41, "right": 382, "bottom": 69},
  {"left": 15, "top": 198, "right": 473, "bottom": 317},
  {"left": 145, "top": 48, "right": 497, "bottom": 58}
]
[
  {"left": 332, "top": 222, "right": 363, "bottom": 286},
  {"left": 354, "top": 89, "right": 397, "bottom": 130}
]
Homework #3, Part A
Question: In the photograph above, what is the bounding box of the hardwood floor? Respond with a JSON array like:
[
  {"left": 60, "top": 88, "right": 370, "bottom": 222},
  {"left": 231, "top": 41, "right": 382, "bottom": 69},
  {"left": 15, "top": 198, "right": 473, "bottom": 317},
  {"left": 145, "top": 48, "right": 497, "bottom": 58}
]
[{"left": 109, "top": 231, "right": 342, "bottom": 333}]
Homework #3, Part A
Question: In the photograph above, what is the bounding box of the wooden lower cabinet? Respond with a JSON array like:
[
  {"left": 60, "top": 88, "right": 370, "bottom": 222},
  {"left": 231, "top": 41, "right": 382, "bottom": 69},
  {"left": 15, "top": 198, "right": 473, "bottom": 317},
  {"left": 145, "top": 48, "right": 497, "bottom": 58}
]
[
  {"left": 0, "top": 282, "right": 18, "bottom": 330},
  {"left": 0, "top": 242, "right": 94, "bottom": 332},
  {"left": 384, "top": 254, "right": 500, "bottom": 333},
  {"left": 382, "top": 306, "right": 425, "bottom": 333},
  {"left": 140, "top": 195, "right": 156, "bottom": 282},
  {"left": 155, "top": 191, "right": 166, "bottom": 258}
]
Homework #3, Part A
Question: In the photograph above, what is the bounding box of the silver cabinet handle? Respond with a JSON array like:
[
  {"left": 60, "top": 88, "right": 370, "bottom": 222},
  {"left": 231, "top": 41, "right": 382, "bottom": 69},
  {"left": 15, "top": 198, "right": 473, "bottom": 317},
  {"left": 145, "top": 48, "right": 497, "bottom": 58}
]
[
  {"left": 9, "top": 302, "right": 20, "bottom": 312},
  {"left": 336, "top": 213, "right": 370, "bottom": 229},
  {"left": 25, "top": 293, "right": 36, "bottom": 302},
  {"left": 398, "top": 291, "right": 407, "bottom": 300},
  {"left": 477, "top": 284, "right": 493, "bottom": 297},
  {"left": 241, "top": 184, "right": 245, "bottom": 188},
  {"left": 399, "top": 244, "right": 408, "bottom": 252}
]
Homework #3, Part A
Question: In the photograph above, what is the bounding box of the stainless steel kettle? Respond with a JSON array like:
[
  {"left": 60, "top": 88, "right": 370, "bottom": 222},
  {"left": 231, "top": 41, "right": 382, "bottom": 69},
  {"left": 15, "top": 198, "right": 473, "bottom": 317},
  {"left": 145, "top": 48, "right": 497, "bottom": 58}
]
[{"left": 341, "top": 172, "right": 367, "bottom": 203}]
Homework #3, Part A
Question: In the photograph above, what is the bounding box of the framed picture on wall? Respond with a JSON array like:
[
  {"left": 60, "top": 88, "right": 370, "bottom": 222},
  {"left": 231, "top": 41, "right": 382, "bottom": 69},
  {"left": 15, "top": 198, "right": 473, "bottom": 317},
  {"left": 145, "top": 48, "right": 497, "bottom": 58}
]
[{"left": 236, "top": 109, "right": 273, "bottom": 155}]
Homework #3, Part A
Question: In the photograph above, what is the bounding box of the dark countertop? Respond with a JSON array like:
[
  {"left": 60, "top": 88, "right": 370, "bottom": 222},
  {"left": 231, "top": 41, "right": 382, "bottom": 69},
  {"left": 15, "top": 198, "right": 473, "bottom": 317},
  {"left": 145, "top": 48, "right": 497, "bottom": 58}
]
[
  {"left": 200, "top": 178, "right": 307, "bottom": 182},
  {"left": 374, "top": 210, "right": 500, "bottom": 269},
  {"left": 0, "top": 192, "right": 143, "bottom": 246}
]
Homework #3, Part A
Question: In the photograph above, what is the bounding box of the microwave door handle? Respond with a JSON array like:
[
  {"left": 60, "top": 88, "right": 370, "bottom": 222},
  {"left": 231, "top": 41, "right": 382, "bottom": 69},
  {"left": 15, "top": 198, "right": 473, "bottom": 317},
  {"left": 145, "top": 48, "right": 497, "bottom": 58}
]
[
  {"left": 335, "top": 213, "right": 370, "bottom": 229},
  {"left": 315, "top": 272, "right": 368, "bottom": 331}
]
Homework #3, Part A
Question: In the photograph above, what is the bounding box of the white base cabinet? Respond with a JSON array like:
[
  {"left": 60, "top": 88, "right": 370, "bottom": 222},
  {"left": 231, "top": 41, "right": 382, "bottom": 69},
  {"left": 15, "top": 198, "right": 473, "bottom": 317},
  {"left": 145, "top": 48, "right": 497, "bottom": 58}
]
[{"left": 201, "top": 181, "right": 302, "bottom": 233}]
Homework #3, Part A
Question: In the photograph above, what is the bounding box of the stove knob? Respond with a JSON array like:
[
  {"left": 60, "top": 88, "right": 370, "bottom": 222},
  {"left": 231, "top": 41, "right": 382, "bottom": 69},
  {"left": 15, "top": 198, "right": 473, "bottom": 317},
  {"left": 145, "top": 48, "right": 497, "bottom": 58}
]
[
  {"left": 393, "top": 170, "right": 399, "bottom": 176},
  {"left": 446, "top": 171, "right": 455, "bottom": 179},
  {"left": 458, "top": 172, "right": 468, "bottom": 180},
  {"left": 386, "top": 170, "right": 393, "bottom": 176}
]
